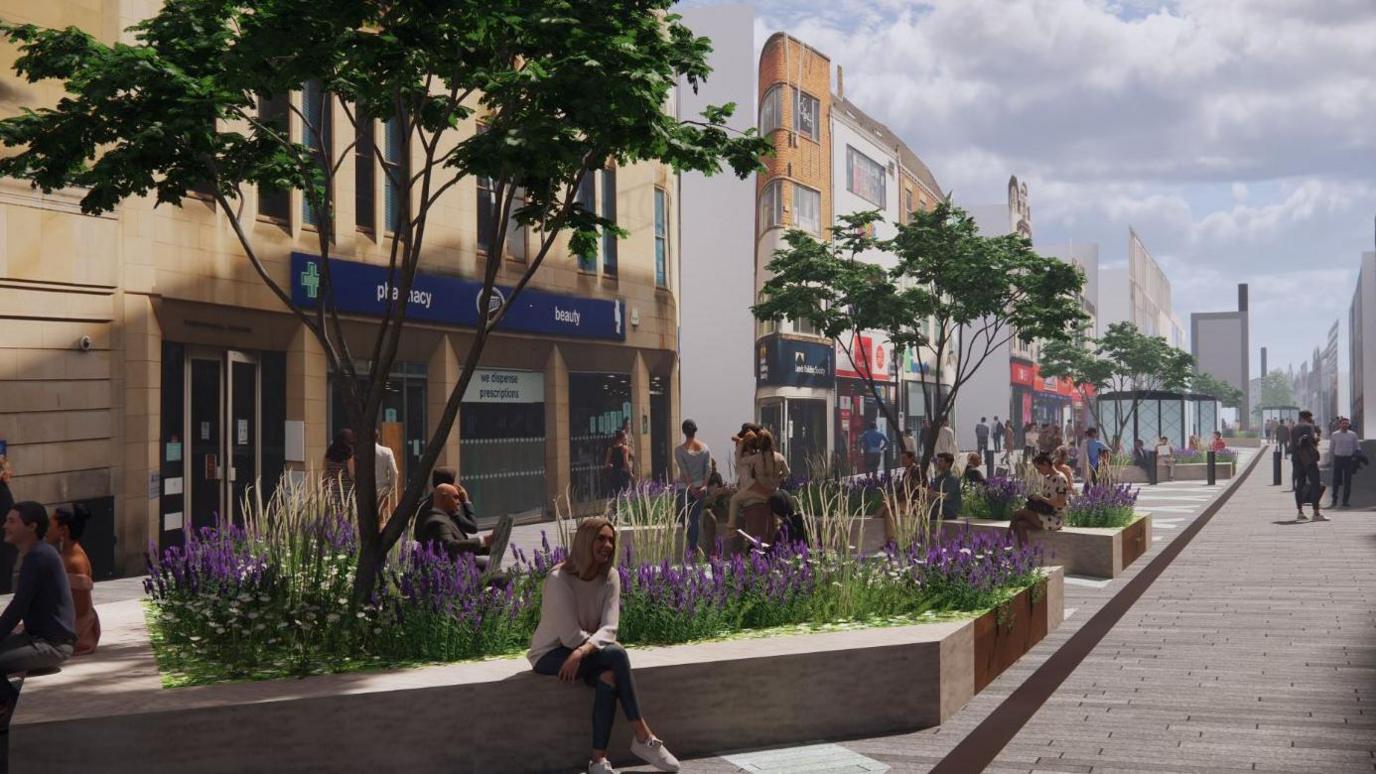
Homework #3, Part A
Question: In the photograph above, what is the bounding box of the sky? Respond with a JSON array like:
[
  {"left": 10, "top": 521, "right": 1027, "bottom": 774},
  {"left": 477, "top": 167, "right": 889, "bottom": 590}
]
[{"left": 681, "top": 0, "right": 1376, "bottom": 377}]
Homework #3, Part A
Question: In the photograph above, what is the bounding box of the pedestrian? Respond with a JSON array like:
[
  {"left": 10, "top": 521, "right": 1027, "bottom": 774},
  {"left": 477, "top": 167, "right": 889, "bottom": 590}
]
[
  {"left": 1209, "top": 431, "right": 1227, "bottom": 453},
  {"left": 1132, "top": 438, "right": 1153, "bottom": 479},
  {"left": 673, "top": 419, "right": 712, "bottom": 557},
  {"left": 992, "top": 416, "right": 1004, "bottom": 452},
  {"left": 962, "top": 452, "right": 986, "bottom": 486},
  {"left": 975, "top": 417, "right": 990, "bottom": 454},
  {"left": 927, "top": 452, "right": 962, "bottom": 521},
  {"left": 1328, "top": 417, "right": 1360, "bottom": 509},
  {"left": 1022, "top": 420, "right": 1036, "bottom": 461},
  {"left": 1274, "top": 419, "right": 1291, "bottom": 458},
  {"left": 900, "top": 426, "right": 917, "bottom": 456},
  {"left": 603, "top": 429, "right": 635, "bottom": 496},
  {"left": 0, "top": 454, "right": 13, "bottom": 526},
  {"left": 374, "top": 429, "right": 399, "bottom": 518},
  {"left": 1155, "top": 436, "right": 1175, "bottom": 482},
  {"left": 1291, "top": 434, "right": 1325, "bottom": 521},
  {"left": 1009, "top": 453, "right": 1069, "bottom": 547},
  {"left": 46, "top": 504, "right": 100, "bottom": 655},
  {"left": 323, "top": 429, "right": 356, "bottom": 513},
  {"left": 1083, "top": 427, "right": 1109, "bottom": 485},
  {"left": 859, "top": 421, "right": 888, "bottom": 477},
  {"left": 1037, "top": 423, "right": 1056, "bottom": 456},
  {"left": 0, "top": 501, "right": 76, "bottom": 725},
  {"left": 527, "top": 518, "right": 681, "bottom": 774},
  {"left": 935, "top": 418, "right": 959, "bottom": 460},
  {"left": 1053, "top": 446, "right": 1077, "bottom": 494}
]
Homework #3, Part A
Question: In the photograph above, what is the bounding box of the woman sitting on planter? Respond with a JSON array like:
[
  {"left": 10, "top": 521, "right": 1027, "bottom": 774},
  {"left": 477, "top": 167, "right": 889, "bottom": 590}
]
[
  {"left": 1052, "top": 446, "right": 1077, "bottom": 494},
  {"left": 737, "top": 430, "right": 790, "bottom": 545},
  {"left": 1209, "top": 432, "right": 1227, "bottom": 453},
  {"left": 1155, "top": 437, "right": 1175, "bottom": 481},
  {"left": 1009, "top": 453, "right": 1070, "bottom": 546},
  {"left": 47, "top": 504, "right": 100, "bottom": 655},
  {"left": 528, "top": 517, "right": 680, "bottom": 774},
  {"left": 724, "top": 423, "right": 762, "bottom": 531},
  {"left": 962, "top": 453, "right": 986, "bottom": 486}
]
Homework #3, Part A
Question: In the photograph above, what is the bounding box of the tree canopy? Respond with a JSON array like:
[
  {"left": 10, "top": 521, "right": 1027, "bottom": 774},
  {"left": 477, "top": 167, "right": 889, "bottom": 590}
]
[
  {"left": 0, "top": 0, "right": 770, "bottom": 599},
  {"left": 753, "top": 201, "right": 1088, "bottom": 469},
  {"left": 1188, "top": 369, "right": 1244, "bottom": 408}
]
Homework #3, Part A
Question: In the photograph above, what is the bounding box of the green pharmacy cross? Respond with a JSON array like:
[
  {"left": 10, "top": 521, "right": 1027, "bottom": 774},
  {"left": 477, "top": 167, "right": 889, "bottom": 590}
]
[{"left": 300, "top": 261, "right": 320, "bottom": 300}]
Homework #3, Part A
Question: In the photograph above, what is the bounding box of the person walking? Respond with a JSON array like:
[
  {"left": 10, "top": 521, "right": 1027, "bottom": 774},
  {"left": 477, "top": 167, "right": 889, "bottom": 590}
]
[
  {"left": 935, "top": 418, "right": 959, "bottom": 460},
  {"left": 1083, "top": 427, "right": 1109, "bottom": 486},
  {"left": 859, "top": 421, "right": 888, "bottom": 477},
  {"left": 975, "top": 417, "right": 990, "bottom": 455},
  {"left": 1274, "top": 419, "right": 1291, "bottom": 458},
  {"left": 992, "top": 416, "right": 1004, "bottom": 453},
  {"left": 1292, "top": 433, "right": 1325, "bottom": 521},
  {"left": 603, "top": 430, "right": 635, "bottom": 496},
  {"left": 322, "top": 429, "right": 356, "bottom": 514},
  {"left": 374, "top": 430, "right": 399, "bottom": 519},
  {"left": 1329, "top": 417, "right": 1360, "bottom": 509},
  {"left": 673, "top": 419, "right": 712, "bottom": 557}
]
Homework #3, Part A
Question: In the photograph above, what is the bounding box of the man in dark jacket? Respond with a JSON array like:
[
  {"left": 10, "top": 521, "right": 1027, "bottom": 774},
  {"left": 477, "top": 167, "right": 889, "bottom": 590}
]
[
  {"left": 1274, "top": 420, "right": 1291, "bottom": 458},
  {"left": 414, "top": 484, "right": 493, "bottom": 563},
  {"left": 1, "top": 501, "right": 76, "bottom": 719}
]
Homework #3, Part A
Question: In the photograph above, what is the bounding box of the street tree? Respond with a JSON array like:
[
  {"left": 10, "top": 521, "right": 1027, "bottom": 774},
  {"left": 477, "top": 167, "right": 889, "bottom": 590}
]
[
  {"left": 1040, "top": 321, "right": 1195, "bottom": 451},
  {"left": 1188, "top": 369, "right": 1244, "bottom": 408},
  {"left": 754, "top": 202, "right": 1087, "bottom": 471},
  {"left": 1257, "top": 370, "right": 1297, "bottom": 408},
  {"left": 0, "top": 0, "right": 769, "bottom": 601}
]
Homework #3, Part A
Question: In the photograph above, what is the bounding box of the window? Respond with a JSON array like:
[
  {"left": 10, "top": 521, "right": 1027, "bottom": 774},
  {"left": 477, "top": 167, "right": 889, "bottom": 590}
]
[
  {"left": 903, "top": 187, "right": 914, "bottom": 223},
  {"left": 759, "top": 85, "right": 784, "bottom": 134},
  {"left": 257, "top": 92, "right": 290, "bottom": 223},
  {"left": 355, "top": 116, "right": 375, "bottom": 232},
  {"left": 477, "top": 173, "right": 496, "bottom": 255},
  {"left": 383, "top": 115, "right": 408, "bottom": 232},
  {"left": 759, "top": 179, "right": 783, "bottom": 232},
  {"left": 795, "top": 90, "right": 819, "bottom": 141},
  {"left": 654, "top": 187, "right": 668, "bottom": 288},
  {"left": 846, "top": 145, "right": 886, "bottom": 207},
  {"left": 792, "top": 183, "right": 820, "bottom": 234},
  {"left": 506, "top": 186, "right": 527, "bottom": 261},
  {"left": 574, "top": 172, "right": 597, "bottom": 272},
  {"left": 301, "top": 80, "right": 333, "bottom": 228},
  {"left": 600, "top": 166, "right": 617, "bottom": 276}
]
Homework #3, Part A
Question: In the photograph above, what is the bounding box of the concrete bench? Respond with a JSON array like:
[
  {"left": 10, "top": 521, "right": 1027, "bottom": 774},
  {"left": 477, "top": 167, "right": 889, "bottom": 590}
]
[
  {"left": 939, "top": 514, "right": 1151, "bottom": 579},
  {"left": 15, "top": 569, "right": 1063, "bottom": 773}
]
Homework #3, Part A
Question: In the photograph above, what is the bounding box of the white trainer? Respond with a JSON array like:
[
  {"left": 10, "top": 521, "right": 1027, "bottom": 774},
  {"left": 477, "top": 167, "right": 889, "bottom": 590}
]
[
  {"left": 630, "top": 736, "right": 681, "bottom": 772},
  {"left": 1313, "top": 514, "right": 1331, "bottom": 521},
  {"left": 587, "top": 758, "right": 618, "bottom": 774}
]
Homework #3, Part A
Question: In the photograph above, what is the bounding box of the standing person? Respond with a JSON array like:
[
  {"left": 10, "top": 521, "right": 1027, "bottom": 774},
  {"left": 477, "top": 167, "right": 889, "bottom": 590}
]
[
  {"left": 1292, "top": 434, "right": 1325, "bottom": 521},
  {"left": 927, "top": 452, "right": 962, "bottom": 521},
  {"left": 859, "top": 421, "right": 888, "bottom": 477},
  {"left": 528, "top": 518, "right": 680, "bottom": 774},
  {"left": 603, "top": 429, "right": 635, "bottom": 496},
  {"left": 1022, "top": 420, "right": 1037, "bottom": 460},
  {"left": 935, "top": 418, "right": 959, "bottom": 460},
  {"left": 1155, "top": 436, "right": 1175, "bottom": 482},
  {"left": 1292, "top": 411, "right": 1317, "bottom": 447},
  {"left": 1274, "top": 419, "right": 1291, "bottom": 458},
  {"left": 673, "top": 419, "right": 712, "bottom": 557},
  {"left": 1050, "top": 423, "right": 1065, "bottom": 453},
  {"left": 1083, "top": 427, "right": 1109, "bottom": 486},
  {"left": 1329, "top": 417, "right": 1360, "bottom": 509},
  {"left": 46, "top": 505, "right": 100, "bottom": 656},
  {"left": 975, "top": 417, "right": 990, "bottom": 455},
  {"left": 0, "top": 502, "right": 76, "bottom": 723},
  {"left": 323, "top": 429, "right": 356, "bottom": 513},
  {"left": 1009, "top": 454, "right": 1069, "bottom": 547},
  {"left": 900, "top": 426, "right": 917, "bottom": 457},
  {"left": 374, "top": 429, "right": 400, "bottom": 519},
  {"left": 992, "top": 416, "right": 1004, "bottom": 453}
]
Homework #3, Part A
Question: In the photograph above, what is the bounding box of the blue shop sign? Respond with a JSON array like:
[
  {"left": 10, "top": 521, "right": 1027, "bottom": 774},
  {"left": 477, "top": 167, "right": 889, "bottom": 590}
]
[
  {"left": 290, "top": 253, "right": 625, "bottom": 341},
  {"left": 757, "top": 336, "right": 834, "bottom": 388}
]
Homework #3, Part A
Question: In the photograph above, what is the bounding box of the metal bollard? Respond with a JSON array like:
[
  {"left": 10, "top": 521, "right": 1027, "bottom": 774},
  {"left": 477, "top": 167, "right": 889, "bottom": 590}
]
[
  {"left": 985, "top": 448, "right": 996, "bottom": 476},
  {"left": 1207, "top": 450, "right": 1216, "bottom": 486},
  {"left": 1273, "top": 449, "right": 1282, "bottom": 486}
]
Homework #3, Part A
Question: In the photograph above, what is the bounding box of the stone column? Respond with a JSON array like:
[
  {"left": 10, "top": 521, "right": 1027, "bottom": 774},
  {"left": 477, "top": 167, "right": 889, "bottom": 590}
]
[
  {"left": 118, "top": 293, "right": 159, "bottom": 575},
  {"left": 427, "top": 333, "right": 462, "bottom": 472},
  {"left": 631, "top": 351, "right": 651, "bottom": 477},
  {"left": 544, "top": 345, "right": 570, "bottom": 514}
]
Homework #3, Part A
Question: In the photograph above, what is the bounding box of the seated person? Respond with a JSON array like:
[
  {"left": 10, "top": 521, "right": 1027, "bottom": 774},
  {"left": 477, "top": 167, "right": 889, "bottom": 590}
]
[
  {"left": 927, "top": 452, "right": 962, "bottom": 521},
  {"left": 768, "top": 490, "right": 808, "bottom": 547},
  {"left": 1010, "top": 454, "right": 1070, "bottom": 546},
  {"left": 1131, "top": 439, "right": 1152, "bottom": 473},
  {"left": 1209, "top": 431, "right": 1227, "bottom": 453},
  {"left": 47, "top": 504, "right": 100, "bottom": 655},
  {"left": 0, "top": 502, "right": 76, "bottom": 721},
  {"left": 961, "top": 453, "right": 986, "bottom": 486},
  {"left": 414, "top": 484, "right": 494, "bottom": 564}
]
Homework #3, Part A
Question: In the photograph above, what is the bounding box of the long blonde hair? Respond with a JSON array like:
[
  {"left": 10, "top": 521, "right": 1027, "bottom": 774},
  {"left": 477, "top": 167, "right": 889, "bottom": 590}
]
[
  {"left": 564, "top": 516, "right": 616, "bottom": 581},
  {"left": 754, "top": 429, "right": 779, "bottom": 482}
]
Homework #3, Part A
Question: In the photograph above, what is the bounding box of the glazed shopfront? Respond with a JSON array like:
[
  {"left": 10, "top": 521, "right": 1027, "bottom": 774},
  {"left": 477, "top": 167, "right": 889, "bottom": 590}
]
[
  {"left": 755, "top": 335, "right": 832, "bottom": 476},
  {"left": 833, "top": 333, "right": 897, "bottom": 473}
]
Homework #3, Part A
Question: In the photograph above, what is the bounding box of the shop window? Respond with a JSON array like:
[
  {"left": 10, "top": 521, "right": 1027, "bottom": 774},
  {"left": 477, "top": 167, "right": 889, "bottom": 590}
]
[
  {"left": 759, "top": 84, "right": 784, "bottom": 135},
  {"left": 355, "top": 116, "right": 375, "bottom": 233},
  {"left": 301, "top": 80, "right": 333, "bottom": 228},
  {"left": 329, "top": 362, "right": 427, "bottom": 481},
  {"left": 569, "top": 372, "right": 632, "bottom": 502},
  {"left": 654, "top": 186, "right": 668, "bottom": 287},
  {"left": 257, "top": 92, "right": 291, "bottom": 224},
  {"left": 460, "top": 369, "right": 547, "bottom": 521},
  {"left": 793, "top": 183, "right": 821, "bottom": 234},
  {"left": 795, "top": 90, "right": 819, "bottom": 141},
  {"left": 846, "top": 145, "right": 886, "bottom": 208}
]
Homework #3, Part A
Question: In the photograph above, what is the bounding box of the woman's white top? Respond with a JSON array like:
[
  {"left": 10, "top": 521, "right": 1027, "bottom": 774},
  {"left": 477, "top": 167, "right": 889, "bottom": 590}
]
[{"left": 527, "top": 565, "right": 620, "bottom": 666}]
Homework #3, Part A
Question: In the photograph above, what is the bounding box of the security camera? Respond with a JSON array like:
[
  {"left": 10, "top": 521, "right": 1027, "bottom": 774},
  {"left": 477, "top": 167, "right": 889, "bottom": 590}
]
[{"left": 77, "top": 335, "right": 92, "bottom": 352}]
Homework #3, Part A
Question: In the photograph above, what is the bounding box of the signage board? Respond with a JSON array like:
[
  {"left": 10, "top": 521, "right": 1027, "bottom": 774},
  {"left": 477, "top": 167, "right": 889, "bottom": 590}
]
[
  {"left": 291, "top": 253, "right": 625, "bottom": 341},
  {"left": 756, "top": 337, "right": 834, "bottom": 388},
  {"left": 835, "top": 333, "right": 894, "bottom": 382},
  {"left": 462, "top": 369, "right": 545, "bottom": 403}
]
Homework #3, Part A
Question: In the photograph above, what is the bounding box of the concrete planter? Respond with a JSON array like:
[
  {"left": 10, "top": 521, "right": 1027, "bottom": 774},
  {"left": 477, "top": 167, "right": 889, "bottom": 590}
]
[
  {"left": 940, "top": 514, "right": 1152, "bottom": 579},
  {"left": 15, "top": 569, "right": 1064, "bottom": 773},
  {"left": 1163, "top": 461, "right": 1235, "bottom": 481}
]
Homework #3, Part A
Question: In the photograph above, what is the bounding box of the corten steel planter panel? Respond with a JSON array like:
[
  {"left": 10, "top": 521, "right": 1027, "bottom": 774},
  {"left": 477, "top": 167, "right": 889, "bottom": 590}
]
[
  {"left": 939, "top": 515, "right": 1152, "bottom": 579},
  {"left": 1120, "top": 515, "right": 1150, "bottom": 569},
  {"left": 15, "top": 570, "right": 1064, "bottom": 773},
  {"left": 972, "top": 576, "right": 1051, "bottom": 692}
]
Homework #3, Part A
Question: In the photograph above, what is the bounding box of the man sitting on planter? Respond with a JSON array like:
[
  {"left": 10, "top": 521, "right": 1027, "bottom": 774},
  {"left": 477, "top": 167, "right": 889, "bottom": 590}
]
[
  {"left": 415, "top": 483, "right": 496, "bottom": 566},
  {"left": 1010, "top": 454, "right": 1070, "bottom": 546},
  {"left": 927, "top": 452, "right": 962, "bottom": 521},
  {"left": 0, "top": 501, "right": 76, "bottom": 724}
]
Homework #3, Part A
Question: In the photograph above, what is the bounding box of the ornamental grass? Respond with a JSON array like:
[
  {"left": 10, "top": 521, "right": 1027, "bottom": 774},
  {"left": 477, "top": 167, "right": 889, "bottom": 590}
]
[{"left": 144, "top": 472, "right": 1045, "bottom": 687}]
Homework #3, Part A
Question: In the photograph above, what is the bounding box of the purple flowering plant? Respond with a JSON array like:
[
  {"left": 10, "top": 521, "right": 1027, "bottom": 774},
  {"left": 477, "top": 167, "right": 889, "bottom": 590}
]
[
  {"left": 1064, "top": 483, "right": 1139, "bottom": 528},
  {"left": 961, "top": 476, "right": 1026, "bottom": 520}
]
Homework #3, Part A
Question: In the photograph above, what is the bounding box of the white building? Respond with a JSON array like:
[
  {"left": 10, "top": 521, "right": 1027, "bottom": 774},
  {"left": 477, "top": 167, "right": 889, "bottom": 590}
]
[
  {"left": 676, "top": 5, "right": 757, "bottom": 467},
  {"left": 1190, "top": 284, "right": 1251, "bottom": 428},
  {"left": 1099, "top": 228, "right": 1186, "bottom": 349},
  {"left": 1351, "top": 251, "right": 1376, "bottom": 435}
]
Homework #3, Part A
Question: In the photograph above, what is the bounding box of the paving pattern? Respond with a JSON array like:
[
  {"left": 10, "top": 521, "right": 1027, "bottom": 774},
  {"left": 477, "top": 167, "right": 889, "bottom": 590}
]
[{"left": 670, "top": 448, "right": 1376, "bottom": 773}]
